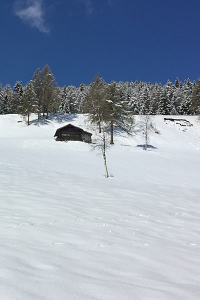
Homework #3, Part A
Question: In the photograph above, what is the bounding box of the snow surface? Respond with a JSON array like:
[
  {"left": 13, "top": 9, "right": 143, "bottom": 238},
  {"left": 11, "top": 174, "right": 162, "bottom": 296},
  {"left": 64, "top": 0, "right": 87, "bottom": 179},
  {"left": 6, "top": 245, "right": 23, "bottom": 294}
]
[{"left": 0, "top": 114, "right": 200, "bottom": 300}]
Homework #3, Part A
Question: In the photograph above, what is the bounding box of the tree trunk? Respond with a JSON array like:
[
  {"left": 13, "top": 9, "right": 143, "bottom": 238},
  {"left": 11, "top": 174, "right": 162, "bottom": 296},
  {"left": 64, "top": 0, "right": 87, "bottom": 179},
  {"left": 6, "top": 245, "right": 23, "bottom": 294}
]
[
  {"left": 103, "top": 153, "right": 109, "bottom": 178},
  {"left": 27, "top": 113, "right": 30, "bottom": 126},
  {"left": 110, "top": 119, "right": 114, "bottom": 144},
  {"left": 98, "top": 122, "right": 101, "bottom": 133},
  {"left": 102, "top": 129, "right": 109, "bottom": 178},
  {"left": 143, "top": 123, "right": 148, "bottom": 150}
]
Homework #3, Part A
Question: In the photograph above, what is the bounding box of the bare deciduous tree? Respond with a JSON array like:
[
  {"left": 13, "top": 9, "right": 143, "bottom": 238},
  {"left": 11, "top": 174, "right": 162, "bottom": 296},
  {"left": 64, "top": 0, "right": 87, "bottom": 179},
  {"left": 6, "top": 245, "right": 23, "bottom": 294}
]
[
  {"left": 138, "top": 115, "right": 155, "bottom": 150},
  {"left": 92, "top": 123, "right": 110, "bottom": 178}
]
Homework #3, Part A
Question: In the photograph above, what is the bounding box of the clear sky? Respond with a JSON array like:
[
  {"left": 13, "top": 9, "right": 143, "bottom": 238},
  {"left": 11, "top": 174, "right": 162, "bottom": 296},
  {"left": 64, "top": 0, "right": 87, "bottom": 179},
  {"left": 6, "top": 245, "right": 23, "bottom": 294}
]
[{"left": 1, "top": 0, "right": 200, "bottom": 88}]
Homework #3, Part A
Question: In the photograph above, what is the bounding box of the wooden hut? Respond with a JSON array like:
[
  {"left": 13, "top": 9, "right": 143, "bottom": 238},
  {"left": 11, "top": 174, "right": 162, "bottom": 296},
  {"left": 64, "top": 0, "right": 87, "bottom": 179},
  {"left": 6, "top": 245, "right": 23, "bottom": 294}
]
[{"left": 54, "top": 124, "right": 92, "bottom": 143}]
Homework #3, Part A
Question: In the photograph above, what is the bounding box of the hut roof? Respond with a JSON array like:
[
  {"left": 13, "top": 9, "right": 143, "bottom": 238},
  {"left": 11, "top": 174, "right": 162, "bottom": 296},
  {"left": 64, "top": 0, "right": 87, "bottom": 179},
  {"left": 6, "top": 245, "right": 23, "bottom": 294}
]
[{"left": 54, "top": 124, "right": 92, "bottom": 137}]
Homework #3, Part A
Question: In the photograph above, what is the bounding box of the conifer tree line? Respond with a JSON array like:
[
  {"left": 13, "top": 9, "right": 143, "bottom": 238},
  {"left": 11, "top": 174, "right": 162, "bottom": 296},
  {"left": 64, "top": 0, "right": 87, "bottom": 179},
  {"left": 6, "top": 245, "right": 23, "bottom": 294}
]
[{"left": 0, "top": 65, "right": 200, "bottom": 121}]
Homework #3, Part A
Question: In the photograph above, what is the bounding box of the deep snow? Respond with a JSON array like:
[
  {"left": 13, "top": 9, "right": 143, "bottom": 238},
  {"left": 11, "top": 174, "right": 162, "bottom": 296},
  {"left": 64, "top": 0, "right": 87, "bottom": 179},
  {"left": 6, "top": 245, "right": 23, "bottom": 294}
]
[{"left": 0, "top": 114, "right": 199, "bottom": 300}]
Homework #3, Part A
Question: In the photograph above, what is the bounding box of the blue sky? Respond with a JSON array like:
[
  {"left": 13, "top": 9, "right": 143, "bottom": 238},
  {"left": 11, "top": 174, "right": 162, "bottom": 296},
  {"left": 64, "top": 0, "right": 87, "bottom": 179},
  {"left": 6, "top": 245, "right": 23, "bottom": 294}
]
[{"left": 1, "top": 0, "right": 200, "bottom": 88}]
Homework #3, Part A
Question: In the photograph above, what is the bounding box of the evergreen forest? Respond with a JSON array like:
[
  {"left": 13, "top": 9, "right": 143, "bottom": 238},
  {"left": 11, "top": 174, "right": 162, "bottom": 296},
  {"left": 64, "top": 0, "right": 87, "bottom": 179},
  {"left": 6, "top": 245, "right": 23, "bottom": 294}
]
[{"left": 1, "top": 65, "right": 200, "bottom": 120}]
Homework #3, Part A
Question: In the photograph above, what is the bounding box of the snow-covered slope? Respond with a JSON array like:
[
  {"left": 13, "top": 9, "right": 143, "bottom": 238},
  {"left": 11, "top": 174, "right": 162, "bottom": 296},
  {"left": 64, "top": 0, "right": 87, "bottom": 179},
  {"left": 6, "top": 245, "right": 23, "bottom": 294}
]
[{"left": 0, "top": 114, "right": 199, "bottom": 300}]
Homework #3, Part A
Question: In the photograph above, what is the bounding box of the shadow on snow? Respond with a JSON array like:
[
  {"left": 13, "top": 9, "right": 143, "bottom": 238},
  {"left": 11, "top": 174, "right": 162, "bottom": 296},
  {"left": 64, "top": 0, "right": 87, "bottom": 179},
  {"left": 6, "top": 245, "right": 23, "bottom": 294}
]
[
  {"left": 136, "top": 144, "right": 157, "bottom": 150},
  {"left": 29, "top": 113, "right": 78, "bottom": 126}
]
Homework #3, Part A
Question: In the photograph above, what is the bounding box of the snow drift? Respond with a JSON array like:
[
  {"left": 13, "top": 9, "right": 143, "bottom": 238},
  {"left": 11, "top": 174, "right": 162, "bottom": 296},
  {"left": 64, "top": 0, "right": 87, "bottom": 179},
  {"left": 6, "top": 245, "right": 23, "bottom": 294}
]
[{"left": 0, "top": 114, "right": 199, "bottom": 300}]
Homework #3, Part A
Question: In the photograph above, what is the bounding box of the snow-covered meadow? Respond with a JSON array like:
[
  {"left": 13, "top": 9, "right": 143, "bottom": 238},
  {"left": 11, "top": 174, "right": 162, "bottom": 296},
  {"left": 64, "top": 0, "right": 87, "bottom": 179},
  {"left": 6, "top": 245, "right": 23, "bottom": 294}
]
[{"left": 0, "top": 114, "right": 200, "bottom": 300}]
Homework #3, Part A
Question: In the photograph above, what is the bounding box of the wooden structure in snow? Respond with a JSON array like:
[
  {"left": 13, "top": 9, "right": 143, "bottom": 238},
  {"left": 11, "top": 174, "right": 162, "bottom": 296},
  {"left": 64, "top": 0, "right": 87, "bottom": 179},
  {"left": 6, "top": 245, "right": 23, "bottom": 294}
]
[
  {"left": 164, "top": 118, "right": 193, "bottom": 127},
  {"left": 54, "top": 124, "right": 92, "bottom": 143}
]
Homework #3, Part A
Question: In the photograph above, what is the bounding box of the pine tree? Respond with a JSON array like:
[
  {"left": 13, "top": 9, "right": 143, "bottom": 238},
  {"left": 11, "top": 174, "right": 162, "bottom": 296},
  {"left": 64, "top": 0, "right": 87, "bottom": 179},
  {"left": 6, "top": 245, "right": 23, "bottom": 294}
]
[
  {"left": 190, "top": 78, "right": 200, "bottom": 114},
  {"left": 66, "top": 85, "right": 77, "bottom": 113},
  {"left": 157, "top": 81, "right": 174, "bottom": 115},
  {"left": 76, "top": 83, "right": 88, "bottom": 113},
  {"left": 59, "top": 86, "right": 67, "bottom": 113},
  {"left": 150, "top": 83, "right": 162, "bottom": 114},
  {"left": 32, "top": 68, "right": 43, "bottom": 119},
  {"left": 175, "top": 77, "right": 180, "bottom": 88},
  {"left": 176, "top": 79, "right": 192, "bottom": 115},
  {"left": 18, "top": 81, "right": 38, "bottom": 125},
  {"left": 106, "top": 81, "right": 134, "bottom": 144},
  {"left": 41, "top": 65, "right": 61, "bottom": 118},
  {"left": 13, "top": 81, "right": 23, "bottom": 113},
  {"left": 164, "top": 80, "right": 175, "bottom": 114},
  {"left": 179, "top": 99, "right": 191, "bottom": 115},
  {"left": 2, "top": 84, "right": 14, "bottom": 114},
  {"left": 32, "top": 65, "right": 61, "bottom": 118},
  {"left": 84, "top": 74, "right": 108, "bottom": 133},
  {"left": 0, "top": 83, "right": 4, "bottom": 114},
  {"left": 173, "top": 87, "right": 183, "bottom": 114}
]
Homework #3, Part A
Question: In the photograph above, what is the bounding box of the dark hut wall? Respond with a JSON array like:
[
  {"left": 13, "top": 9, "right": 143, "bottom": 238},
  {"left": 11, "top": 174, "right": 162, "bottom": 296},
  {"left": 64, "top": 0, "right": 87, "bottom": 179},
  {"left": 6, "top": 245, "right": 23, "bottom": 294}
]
[
  {"left": 82, "top": 132, "right": 92, "bottom": 143},
  {"left": 54, "top": 124, "right": 92, "bottom": 143},
  {"left": 56, "top": 127, "right": 82, "bottom": 141}
]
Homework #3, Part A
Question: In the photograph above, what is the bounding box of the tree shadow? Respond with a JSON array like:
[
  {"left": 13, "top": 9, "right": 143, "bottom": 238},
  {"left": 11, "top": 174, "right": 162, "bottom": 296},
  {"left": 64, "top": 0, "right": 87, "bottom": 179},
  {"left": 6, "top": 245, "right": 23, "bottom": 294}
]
[
  {"left": 136, "top": 144, "right": 157, "bottom": 149},
  {"left": 112, "top": 127, "right": 135, "bottom": 138},
  {"left": 30, "top": 113, "right": 78, "bottom": 126}
]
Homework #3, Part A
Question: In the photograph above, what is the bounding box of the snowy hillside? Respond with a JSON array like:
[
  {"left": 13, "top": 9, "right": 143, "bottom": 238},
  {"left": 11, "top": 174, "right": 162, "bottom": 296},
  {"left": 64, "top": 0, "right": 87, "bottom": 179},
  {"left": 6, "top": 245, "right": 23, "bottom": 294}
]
[{"left": 0, "top": 114, "right": 200, "bottom": 300}]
